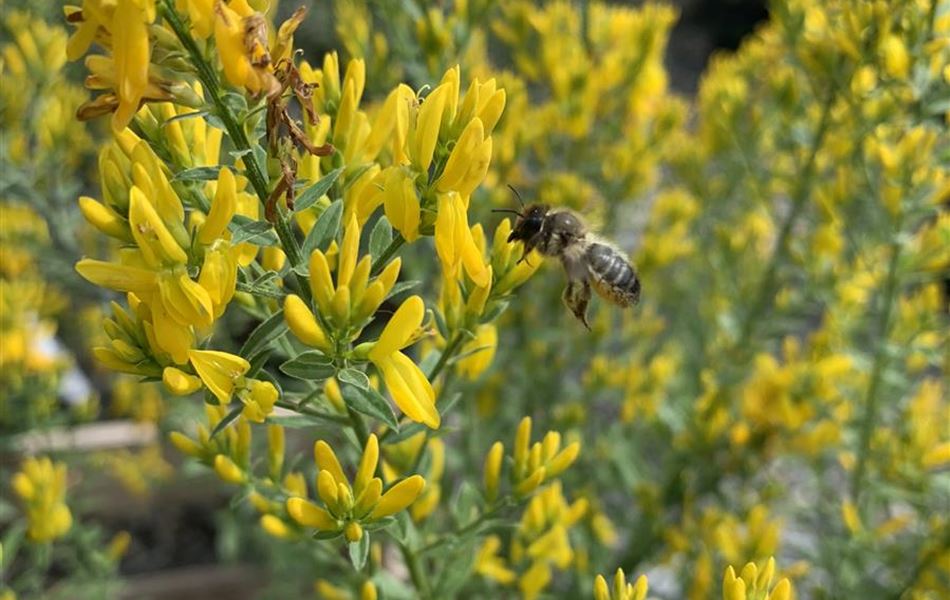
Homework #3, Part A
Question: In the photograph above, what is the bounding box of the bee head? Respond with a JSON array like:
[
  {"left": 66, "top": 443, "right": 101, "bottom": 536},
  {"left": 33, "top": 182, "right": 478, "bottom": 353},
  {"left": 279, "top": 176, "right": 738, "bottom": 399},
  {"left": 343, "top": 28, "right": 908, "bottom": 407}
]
[{"left": 507, "top": 204, "right": 549, "bottom": 243}]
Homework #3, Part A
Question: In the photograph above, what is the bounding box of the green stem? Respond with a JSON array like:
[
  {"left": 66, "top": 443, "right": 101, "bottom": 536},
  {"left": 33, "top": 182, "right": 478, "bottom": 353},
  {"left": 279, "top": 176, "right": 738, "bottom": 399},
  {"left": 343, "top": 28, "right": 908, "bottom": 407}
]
[
  {"left": 850, "top": 236, "right": 903, "bottom": 501},
  {"left": 417, "top": 497, "right": 515, "bottom": 555},
  {"left": 370, "top": 234, "right": 406, "bottom": 275},
  {"left": 735, "top": 89, "right": 835, "bottom": 348},
  {"left": 429, "top": 333, "right": 465, "bottom": 379},
  {"left": 400, "top": 542, "right": 430, "bottom": 598},
  {"left": 273, "top": 399, "right": 349, "bottom": 425},
  {"left": 160, "top": 1, "right": 311, "bottom": 303}
]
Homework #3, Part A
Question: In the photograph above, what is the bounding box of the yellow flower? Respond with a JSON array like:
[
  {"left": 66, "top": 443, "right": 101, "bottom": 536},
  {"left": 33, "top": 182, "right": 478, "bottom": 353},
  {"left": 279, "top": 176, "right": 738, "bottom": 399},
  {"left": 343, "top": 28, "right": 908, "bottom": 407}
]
[
  {"left": 213, "top": 0, "right": 279, "bottom": 96},
  {"left": 285, "top": 435, "right": 427, "bottom": 537},
  {"left": 382, "top": 167, "right": 422, "bottom": 242},
  {"left": 284, "top": 294, "right": 332, "bottom": 352},
  {"left": 722, "top": 558, "right": 792, "bottom": 600},
  {"left": 456, "top": 324, "right": 498, "bottom": 379},
  {"left": 594, "top": 569, "right": 648, "bottom": 600},
  {"left": 483, "top": 441, "right": 504, "bottom": 502},
  {"left": 368, "top": 296, "right": 439, "bottom": 428},
  {"left": 508, "top": 416, "right": 581, "bottom": 496},
  {"left": 475, "top": 535, "right": 516, "bottom": 584},
  {"left": 188, "top": 349, "right": 249, "bottom": 402},
  {"left": 435, "top": 191, "right": 490, "bottom": 287},
  {"left": 213, "top": 454, "right": 246, "bottom": 484},
  {"left": 12, "top": 457, "right": 73, "bottom": 542}
]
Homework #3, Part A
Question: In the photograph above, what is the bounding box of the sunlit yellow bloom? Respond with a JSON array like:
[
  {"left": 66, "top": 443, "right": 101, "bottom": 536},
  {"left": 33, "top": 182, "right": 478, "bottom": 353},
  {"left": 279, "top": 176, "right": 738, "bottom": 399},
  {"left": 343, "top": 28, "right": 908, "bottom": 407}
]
[
  {"left": 12, "top": 457, "right": 73, "bottom": 542},
  {"left": 382, "top": 167, "right": 421, "bottom": 242},
  {"left": 366, "top": 296, "right": 439, "bottom": 428},
  {"left": 594, "top": 569, "right": 648, "bottom": 600},
  {"left": 723, "top": 558, "right": 792, "bottom": 600},
  {"left": 506, "top": 416, "right": 581, "bottom": 496},
  {"left": 286, "top": 435, "right": 427, "bottom": 538},
  {"left": 213, "top": 454, "right": 246, "bottom": 484},
  {"left": 435, "top": 191, "right": 490, "bottom": 287},
  {"left": 475, "top": 535, "right": 516, "bottom": 584},
  {"left": 284, "top": 294, "right": 332, "bottom": 352}
]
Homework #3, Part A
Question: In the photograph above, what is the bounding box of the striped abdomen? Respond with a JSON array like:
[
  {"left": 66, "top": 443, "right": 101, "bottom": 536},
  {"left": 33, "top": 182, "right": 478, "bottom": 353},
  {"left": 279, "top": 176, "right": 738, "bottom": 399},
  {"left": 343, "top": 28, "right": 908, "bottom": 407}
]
[{"left": 586, "top": 242, "right": 640, "bottom": 307}]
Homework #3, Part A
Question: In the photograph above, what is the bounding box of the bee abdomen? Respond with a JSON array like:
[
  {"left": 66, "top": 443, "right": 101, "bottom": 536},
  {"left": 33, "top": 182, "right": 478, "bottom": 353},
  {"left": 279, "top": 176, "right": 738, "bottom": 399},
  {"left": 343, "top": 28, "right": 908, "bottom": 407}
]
[{"left": 586, "top": 243, "right": 640, "bottom": 306}]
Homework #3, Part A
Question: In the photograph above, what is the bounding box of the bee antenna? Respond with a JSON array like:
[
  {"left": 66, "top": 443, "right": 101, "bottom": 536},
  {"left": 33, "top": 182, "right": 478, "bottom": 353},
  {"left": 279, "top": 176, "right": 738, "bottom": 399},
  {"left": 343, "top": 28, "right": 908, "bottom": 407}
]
[
  {"left": 506, "top": 184, "right": 526, "bottom": 209},
  {"left": 492, "top": 208, "right": 523, "bottom": 216}
]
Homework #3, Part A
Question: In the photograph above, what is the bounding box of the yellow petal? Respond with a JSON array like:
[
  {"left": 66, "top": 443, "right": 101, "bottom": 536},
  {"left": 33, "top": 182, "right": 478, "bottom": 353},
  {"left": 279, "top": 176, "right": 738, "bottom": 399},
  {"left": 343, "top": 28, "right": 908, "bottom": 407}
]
[
  {"left": 369, "top": 475, "right": 426, "bottom": 519},
  {"left": 314, "top": 440, "right": 348, "bottom": 487},
  {"left": 284, "top": 294, "right": 331, "bottom": 352},
  {"left": 188, "top": 349, "right": 250, "bottom": 403},
  {"left": 162, "top": 366, "right": 203, "bottom": 395},
  {"left": 286, "top": 497, "right": 337, "bottom": 530},
  {"left": 75, "top": 259, "right": 157, "bottom": 295},
  {"left": 377, "top": 352, "right": 439, "bottom": 429},
  {"left": 198, "top": 167, "right": 237, "bottom": 244},
  {"left": 368, "top": 295, "right": 424, "bottom": 360},
  {"left": 354, "top": 434, "right": 379, "bottom": 495}
]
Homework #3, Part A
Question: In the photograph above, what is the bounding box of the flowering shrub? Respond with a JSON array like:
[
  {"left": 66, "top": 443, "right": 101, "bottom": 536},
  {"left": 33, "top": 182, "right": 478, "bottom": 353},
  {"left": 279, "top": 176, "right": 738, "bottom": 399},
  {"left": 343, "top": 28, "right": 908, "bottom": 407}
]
[{"left": 1, "top": 0, "right": 948, "bottom": 599}]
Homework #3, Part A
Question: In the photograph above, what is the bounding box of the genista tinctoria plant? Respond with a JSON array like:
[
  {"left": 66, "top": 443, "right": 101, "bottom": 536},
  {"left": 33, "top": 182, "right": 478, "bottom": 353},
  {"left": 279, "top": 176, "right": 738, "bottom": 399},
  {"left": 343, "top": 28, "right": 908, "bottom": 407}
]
[{"left": 1, "top": 0, "right": 947, "bottom": 598}]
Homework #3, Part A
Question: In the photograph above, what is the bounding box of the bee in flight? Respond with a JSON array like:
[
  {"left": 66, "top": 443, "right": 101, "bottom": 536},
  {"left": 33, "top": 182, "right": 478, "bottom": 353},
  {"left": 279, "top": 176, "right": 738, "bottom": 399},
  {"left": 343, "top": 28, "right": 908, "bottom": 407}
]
[{"left": 496, "top": 186, "right": 641, "bottom": 329}]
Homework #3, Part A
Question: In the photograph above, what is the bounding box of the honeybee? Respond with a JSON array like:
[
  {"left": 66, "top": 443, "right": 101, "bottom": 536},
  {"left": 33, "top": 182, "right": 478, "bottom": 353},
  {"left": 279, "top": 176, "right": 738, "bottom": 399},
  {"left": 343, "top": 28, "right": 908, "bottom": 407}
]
[{"left": 497, "top": 187, "right": 641, "bottom": 329}]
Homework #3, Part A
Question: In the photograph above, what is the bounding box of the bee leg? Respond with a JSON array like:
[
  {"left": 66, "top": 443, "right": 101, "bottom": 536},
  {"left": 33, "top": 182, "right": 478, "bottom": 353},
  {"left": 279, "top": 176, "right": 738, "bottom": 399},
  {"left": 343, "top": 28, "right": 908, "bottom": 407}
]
[{"left": 563, "top": 280, "right": 591, "bottom": 330}]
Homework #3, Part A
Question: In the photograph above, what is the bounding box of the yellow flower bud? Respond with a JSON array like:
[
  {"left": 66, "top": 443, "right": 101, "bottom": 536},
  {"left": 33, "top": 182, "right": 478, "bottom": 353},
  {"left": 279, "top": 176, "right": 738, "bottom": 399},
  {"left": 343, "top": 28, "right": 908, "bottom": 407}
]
[
  {"left": 284, "top": 294, "right": 332, "bottom": 352},
  {"left": 162, "top": 367, "right": 203, "bottom": 395},
  {"left": 370, "top": 475, "right": 426, "bottom": 519},
  {"left": 308, "top": 250, "right": 336, "bottom": 314},
  {"left": 213, "top": 454, "right": 245, "bottom": 484},
  {"left": 344, "top": 521, "right": 364, "bottom": 542},
  {"left": 198, "top": 167, "right": 237, "bottom": 244},
  {"left": 286, "top": 497, "right": 337, "bottom": 530},
  {"left": 261, "top": 514, "right": 293, "bottom": 539},
  {"left": 314, "top": 440, "right": 348, "bottom": 486},
  {"left": 78, "top": 196, "right": 132, "bottom": 241},
  {"left": 484, "top": 441, "right": 504, "bottom": 502},
  {"left": 354, "top": 434, "right": 379, "bottom": 495}
]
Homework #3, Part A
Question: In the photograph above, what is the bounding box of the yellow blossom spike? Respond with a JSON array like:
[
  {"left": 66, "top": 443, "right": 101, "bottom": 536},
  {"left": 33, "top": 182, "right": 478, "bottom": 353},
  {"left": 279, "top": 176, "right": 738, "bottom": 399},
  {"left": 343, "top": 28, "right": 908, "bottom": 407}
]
[
  {"left": 241, "top": 379, "right": 277, "bottom": 422},
  {"left": 370, "top": 475, "right": 426, "bottom": 519},
  {"left": 369, "top": 295, "right": 425, "bottom": 360},
  {"left": 188, "top": 349, "right": 250, "bottom": 403},
  {"left": 284, "top": 294, "right": 331, "bottom": 352},
  {"left": 314, "top": 440, "right": 348, "bottom": 487},
  {"left": 286, "top": 497, "right": 337, "bottom": 530},
  {"left": 354, "top": 434, "right": 379, "bottom": 495}
]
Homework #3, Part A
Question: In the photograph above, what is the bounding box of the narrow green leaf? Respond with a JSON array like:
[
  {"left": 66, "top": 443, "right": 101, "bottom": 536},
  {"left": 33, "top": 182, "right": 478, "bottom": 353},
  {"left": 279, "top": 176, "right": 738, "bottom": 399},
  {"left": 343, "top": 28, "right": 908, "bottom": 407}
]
[
  {"left": 349, "top": 531, "right": 370, "bottom": 571},
  {"left": 295, "top": 167, "right": 343, "bottom": 212},
  {"left": 210, "top": 405, "right": 244, "bottom": 439},
  {"left": 301, "top": 198, "right": 344, "bottom": 258},
  {"left": 230, "top": 216, "right": 278, "bottom": 246},
  {"left": 385, "top": 280, "right": 420, "bottom": 300},
  {"left": 369, "top": 216, "right": 393, "bottom": 259},
  {"left": 341, "top": 383, "right": 398, "bottom": 429},
  {"left": 172, "top": 166, "right": 224, "bottom": 182},
  {"left": 239, "top": 309, "right": 288, "bottom": 357},
  {"left": 338, "top": 367, "right": 370, "bottom": 390},
  {"left": 280, "top": 351, "right": 336, "bottom": 381}
]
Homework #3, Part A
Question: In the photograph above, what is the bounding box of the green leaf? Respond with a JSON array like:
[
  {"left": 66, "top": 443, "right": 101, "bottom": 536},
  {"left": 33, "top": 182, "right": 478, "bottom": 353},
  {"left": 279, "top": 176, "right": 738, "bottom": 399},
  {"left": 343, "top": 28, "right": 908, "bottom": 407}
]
[
  {"left": 338, "top": 367, "right": 370, "bottom": 390},
  {"left": 369, "top": 216, "right": 393, "bottom": 258},
  {"left": 267, "top": 414, "right": 340, "bottom": 428},
  {"left": 363, "top": 516, "right": 397, "bottom": 531},
  {"left": 295, "top": 167, "right": 343, "bottom": 212},
  {"left": 300, "top": 198, "right": 344, "bottom": 258},
  {"left": 481, "top": 299, "right": 510, "bottom": 322},
  {"left": 172, "top": 166, "right": 225, "bottom": 182},
  {"left": 349, "top": 531, "right": 370, "bottom": 571},
  {"left": 245, "top": 348, "right": 272, "bottom": 378},
  {"left": 279, "top": 351, "right": 336, "bottom": 381},
  {"left": 384, "top": 422, "right": 426, "bottom": 444},
  {"left": 239, "top": 309, "right": 288, "bottom": 357},
  {"left": 1, "top": 522, "right": 26, "bottom": 569},
  {"left": 230, "top": 216, "right": 278, "bottom": 246},
  {"left": 341, "top": 383, "right": 398, "bottom": 429},
  {"left": 313, "top": 529, "right": 343, "bottom": 540},
  {"left": 434, "top": 538, "right": 477, "bottom": 598},
  {"left": 210, "top": 404, "right": 244, "bottom": 439},
  {"left": 385, "top": 280, "right": 421, "bottom": 301}
]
